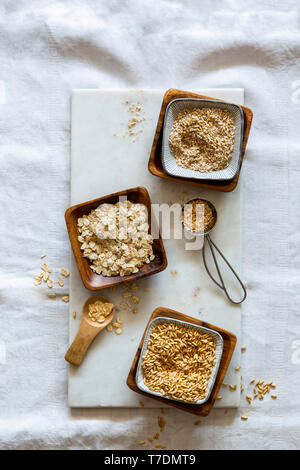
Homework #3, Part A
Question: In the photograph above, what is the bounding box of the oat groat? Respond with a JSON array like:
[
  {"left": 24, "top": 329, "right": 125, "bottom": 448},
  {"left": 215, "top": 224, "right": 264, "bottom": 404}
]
[{"left": 142, "top": 322, "right": 217, "bottom": 402}]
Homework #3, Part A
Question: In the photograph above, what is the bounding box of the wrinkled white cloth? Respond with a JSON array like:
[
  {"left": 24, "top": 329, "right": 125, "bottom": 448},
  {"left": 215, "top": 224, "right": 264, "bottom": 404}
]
[{"left": 0, "top": 0, "right": 300, "bottom": 450}]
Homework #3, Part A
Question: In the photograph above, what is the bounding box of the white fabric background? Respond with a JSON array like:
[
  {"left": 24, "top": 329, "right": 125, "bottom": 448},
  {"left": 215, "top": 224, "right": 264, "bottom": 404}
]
[{"left": 0, "top": 0, "right": 300, "bottom": 450}]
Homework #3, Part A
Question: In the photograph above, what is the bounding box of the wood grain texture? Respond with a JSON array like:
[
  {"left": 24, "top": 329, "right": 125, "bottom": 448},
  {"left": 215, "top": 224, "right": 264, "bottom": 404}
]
[
  {"left": 148, "top": 88, "right": 253, "bottom": 192},
  {"left": 65, "top": 295, "right": 115, "bottom": 366},
  {"left": 65, "top": 186, "right": 168, "bottom": 290},
  {"left": 126, "top": 307, "right": 237, "bottom": 416}
]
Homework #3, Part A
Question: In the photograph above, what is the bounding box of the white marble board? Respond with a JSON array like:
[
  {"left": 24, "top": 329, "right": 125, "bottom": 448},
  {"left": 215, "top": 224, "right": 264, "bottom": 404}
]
[{"left": 69, "top": 88, "right": 244, "bottom": 408}]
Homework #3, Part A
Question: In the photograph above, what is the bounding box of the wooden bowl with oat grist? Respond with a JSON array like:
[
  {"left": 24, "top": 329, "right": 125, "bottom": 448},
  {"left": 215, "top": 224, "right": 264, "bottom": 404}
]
[
  {"left": 162, "top": 98, "right": 244, "bottom": 181},
  {"left": 148, "top": 89, "right": 253, "bottom": 192},
  {"left": 65, "top": 186, "right": 167, "bottom": 290}
]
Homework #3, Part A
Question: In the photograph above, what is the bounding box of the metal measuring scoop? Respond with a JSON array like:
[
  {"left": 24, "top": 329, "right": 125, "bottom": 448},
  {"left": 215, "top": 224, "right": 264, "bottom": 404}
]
[{"left": 182, "top": 198, "right": 247, "bottom": 305}]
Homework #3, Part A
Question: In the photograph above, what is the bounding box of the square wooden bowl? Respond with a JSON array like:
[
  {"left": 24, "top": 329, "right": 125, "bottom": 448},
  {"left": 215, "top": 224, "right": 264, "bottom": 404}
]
[
  {"left": 65, "top": 186, "right": 168, "bottom": 290},
  {"left": 127, "top": 307, "right": 237, "bottom": 416},
  {"left": 148, "top": 88, "right": 253, "bottom": 192}
]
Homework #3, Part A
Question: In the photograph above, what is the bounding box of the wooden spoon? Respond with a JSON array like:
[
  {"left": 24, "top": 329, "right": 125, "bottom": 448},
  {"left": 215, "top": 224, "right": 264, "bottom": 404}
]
[{"left": 65, "top": 294, "right": 115, "bottom": 366}]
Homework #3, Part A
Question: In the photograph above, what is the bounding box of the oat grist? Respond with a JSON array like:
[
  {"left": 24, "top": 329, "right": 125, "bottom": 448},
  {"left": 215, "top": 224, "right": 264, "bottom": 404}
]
[
  {"left": 169, "top": 107, "right": 235, "bottom": 172},
  {"left": 142, "top": 322, "right": 217, "bottom": 402}
]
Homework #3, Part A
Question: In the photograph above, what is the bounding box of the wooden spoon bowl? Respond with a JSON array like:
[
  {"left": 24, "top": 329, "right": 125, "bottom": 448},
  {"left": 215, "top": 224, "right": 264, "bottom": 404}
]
[{"left": 65, "top": 294, "right": 115, "bottom": 366}]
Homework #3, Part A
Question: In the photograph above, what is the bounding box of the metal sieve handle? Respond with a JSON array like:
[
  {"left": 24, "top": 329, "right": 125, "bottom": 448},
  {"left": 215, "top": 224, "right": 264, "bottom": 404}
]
[{"left": 202, "top": 235, "right": 247, "bottom": 304}]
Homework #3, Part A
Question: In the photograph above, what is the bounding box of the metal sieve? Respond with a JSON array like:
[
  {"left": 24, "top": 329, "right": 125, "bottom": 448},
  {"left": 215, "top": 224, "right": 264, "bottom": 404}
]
[
  {"left": 162, "top": 98, "right": 244, "bottom": 181},
  {"left": 182, "top": 198, "right": 247, "bottom": 304}
]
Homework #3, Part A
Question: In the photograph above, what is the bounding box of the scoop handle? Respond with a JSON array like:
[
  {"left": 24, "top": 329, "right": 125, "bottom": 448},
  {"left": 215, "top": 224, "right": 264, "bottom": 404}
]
[
  {"left": 65, "top": 322, "right": 101, "bottom": 366},
  {"left": 203, "top": 234, "right": 247, "bottom": 304}
]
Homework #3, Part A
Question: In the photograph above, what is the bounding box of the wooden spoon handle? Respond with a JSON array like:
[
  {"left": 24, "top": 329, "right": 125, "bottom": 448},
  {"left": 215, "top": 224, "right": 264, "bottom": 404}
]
[{"left": 65, "top": 323, "right": 100, "bottom": 366}]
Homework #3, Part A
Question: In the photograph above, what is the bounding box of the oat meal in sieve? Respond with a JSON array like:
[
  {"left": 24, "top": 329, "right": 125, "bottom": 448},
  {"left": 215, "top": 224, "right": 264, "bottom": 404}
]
[
  {"left": 169, "top": 107, "right": 235, "bottom": 172},
  {"left": 183, "top": 199, "right": 215, "bottom": 233},
  {"left": 142, "top": 322, "right": 217, "bottom": 402},
  {"left": 77, "top": 200, "right": 155, "bottom": 277}
]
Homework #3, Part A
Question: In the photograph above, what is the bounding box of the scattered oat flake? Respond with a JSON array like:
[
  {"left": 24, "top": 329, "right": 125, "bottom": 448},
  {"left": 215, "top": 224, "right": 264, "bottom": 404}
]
[
  {"left": 42, "top": 263, "right": 52, "bottom": 273},
  {"left": 194, "top": 420, "right": 201, "bottom": 426},
  {"left": 122, "top": 292, "right": 132, "bottom": 298},
  {"left": 235, "top": 366, "right": 240, "bottom": 372},
  {"left": 271, "top": 394, "right": 277, "bottom": 399},
  {"left": 40, "top": 254, "right": 46, "bottom": 259},
  {"left": 107, "top": 324, "right": 113, "bottom": 332},
  {"left": 241, "top": 346, "right": 246, "bottom": 352},
  {"left": 158, "top": 416, "right": 166, "bottom": 433},
  {"left": 73, "top": 311, "right": 76, "bottom": 319},
  {"left": 62, "top": 296, "right": 69, "bottom": 303},
  {"left": 58, "top": 277, "right": 64, "bottom": 287},
  {"left": 148, "top": 437, "right": 153, "bottom": 443},
  {"left": 48, "top": 293, "right": 56, "bottom": 299},
  {"left": 241, "top": 415, "right": 248, "bottom": 421},
  {"left": 139, "top": 401, "right": 144, "bottom": 407},
  {"left": 250, "top": 379, "right": 255, "bottom": 384},
  {"left": 229, "top": 384, "right": 237, "bottom": 391},
  {"left": 216, "top": 396, "right": 222, "bottom": 400},
  {"left": 153, "top": 433, "right": 160, "bottom": 440},
  {"left": 61, "top": 268, "right": 69, "bottom": 277},
  {"left": 194, "top": 287, "right": 200, "bottom": 297},
  {"left": 47, "top": 279, "right": 53, "bottom": 288},
  {"left": 138, "top": 440, "right": 145, "bottom": 446},
  {"left": 171, "top": 270, "right": 178, "bottom": 276},
  {"left": 115, "top": 328, "right": 122, "bottom": 335}
]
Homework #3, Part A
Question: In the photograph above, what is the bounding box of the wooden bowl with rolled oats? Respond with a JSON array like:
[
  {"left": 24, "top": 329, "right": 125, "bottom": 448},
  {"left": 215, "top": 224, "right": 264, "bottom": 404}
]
[{"left": 65, "top": 186, "right": 167, "bottom": 290}]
